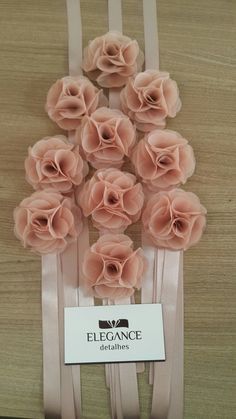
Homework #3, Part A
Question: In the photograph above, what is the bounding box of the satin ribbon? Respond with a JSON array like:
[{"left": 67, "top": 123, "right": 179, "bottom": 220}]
[
  {"left": 78, "top": 218, "right": 94, "bottom": 307},
  {"left": 108, "top": 0, "right": 123, "bottom": 110},
  {"left": 66, "top": 0, "right": 83, "bottom": 76},
  {"left": 106, "top": 0, "right": 121, "bottom": 413},
  {"left": 41, "top": 1, "right": 85, "bottom": 418},
  {"left": 60, "top": 1, "right": 89, "bottom": 417},
  {"left": 58, "top": 249, "right": 77, "bottom": 419},
  {"left": 168, "top": 252, "right": 184, "bottom": 419},
  {"left": 141, "top": 0, "right": 160, "bottom": 387},
  {"left": 42, "top": 254, "right": 61, "bottom": 419},
  {"left": 114, "top": 298, "right": 140, "bottom": 419},
  {"left": 141, "top": 242, "right": 156, "bottom": 379},
  {"left": 107, "top": 1, "right": 140, "bottom": 417},
  {"left": 151, "top": 250, "right": 181, "bottom": 419},
  {"left": 143, "top": 0, "right": 159, "bottom": 69},
  {"left": 142, "top": 1, "right": 184, "bottom": 418}
]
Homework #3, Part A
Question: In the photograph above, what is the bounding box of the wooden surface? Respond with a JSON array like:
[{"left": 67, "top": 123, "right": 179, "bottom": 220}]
[{"left": 0, "top": 0, "right": 236, "bottom": 418}]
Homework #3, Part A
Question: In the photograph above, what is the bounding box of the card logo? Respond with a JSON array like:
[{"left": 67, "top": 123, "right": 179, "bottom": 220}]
[{"left": 98, "top": 319, "right": 129, "bottom": 329}]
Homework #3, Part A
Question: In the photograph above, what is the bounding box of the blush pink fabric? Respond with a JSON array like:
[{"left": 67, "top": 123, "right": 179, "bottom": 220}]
[
  {"left": 25, "top": 135, "right": 88, "bottom": 193},
  {"left": 78, "top": 168, "right": 144, "bottom": 232},
  {"left": 132, "top": 129, "right": 195, "bottom": 191},
  {"left": 45, "top": 75, "right": 107, "bottom": 130},
  {"left": 82, "top": 234, "right": 146, "bottom": 299},
  {"left": 142, "top": 189, "right": 206, "bottom": 250},
  {"left": 120, "top": 70, "right": 181, "bottom": 132},
  {"left": 77, "top": 107, "right": 136, "bottom": 169},
  {"left": 14, "top": 189, "right": 82, "bottom": 254},
  {"left": 82, "top": 31, "right": 144, "bottom": 87}
]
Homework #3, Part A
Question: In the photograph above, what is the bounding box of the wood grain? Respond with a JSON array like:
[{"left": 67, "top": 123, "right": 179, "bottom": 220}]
[{"left": 0, "top": 0, "right": 236, "bottom": 418}]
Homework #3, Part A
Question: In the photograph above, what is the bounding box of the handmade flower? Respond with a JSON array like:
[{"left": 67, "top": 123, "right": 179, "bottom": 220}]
[
  {"left": 25, "top": 135, "right": 88, "bottom": 192},
  {"left": 14, "top": 190, "right": 82, "bottom": 254},
  {"left": 78, "top": 168, "right": 144, "bottom": 232},
  {"left": 132, "top": 129, "right": 195, "bottom": 191},
  {"left": 142, "top": 189, "right": 206, "bottom": 250},
  {"left": 82, "top": 31, "right": 144, "bottom": 87},
  {"left": 120, "top": 70, "right": 181, "bottom": 132},
  {"left": 82, "top": 234, "right": 146, "bottom": 299},
  {"left": 45, "top": 75, "right": 106, "bottom": 130},
  {"left": 77, "top": 107, "right": 136, "bottom": 169}
]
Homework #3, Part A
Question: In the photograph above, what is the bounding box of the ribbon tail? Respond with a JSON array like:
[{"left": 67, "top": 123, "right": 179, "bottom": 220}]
[
  {"left": 115, "top": 297, "right": 140, "bottom": 419},
  {"left": 143, "top": 0, "right": 159, "bottom": 69},
  {"left": 58, "top": 250, "right": 76, "bottom": 419},
  {"left": 168, "top": 251, "right": 184, "bottom": 419},
  {"left": 66, "top": 0, "right": 83, "bottom": 76},
  {"left": 151, "top": 250, "right": 181, "bottom": 419},
  {"left": 42, "top": 254, "right": 61, "bottom": 419}
]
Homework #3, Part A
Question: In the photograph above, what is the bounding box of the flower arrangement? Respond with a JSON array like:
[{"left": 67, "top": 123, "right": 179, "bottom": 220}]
[{"left": 14, "top": 31, "right": 206, "bottom": 299}]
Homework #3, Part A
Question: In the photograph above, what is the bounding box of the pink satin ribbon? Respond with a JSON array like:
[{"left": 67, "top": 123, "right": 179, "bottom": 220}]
[
  {"left": 42, "top": 254, "right": 61, "bottom": 419},
  {"left": 78, "top": 218, "right": 94, "bottom": 307},
  {"left": 142, "top": 1, "right": 184, "bottom": 417},
  {"left": 58, "top": 249, "right": 77, "bottom": 419},
  {"left": 41, "top": 1, "right": 85, "bottom": 418},
  {"left": 168, "top": 252, "right": 184, "bottom": 419},
  {"left": 66, "top": 0, "right": 83, "bottom": 76},
  {"left": 107, "top": 1, "right": 141, "bottom": 417},
  {"left": 143, "top": 0, "right": 159, "bottom": 69},
  {"left": 151, "top": 250, "right": 181, "bottom": 419},
  {"left": 59, "top": 1, "right": 86, "bottom": 417},
  {"left": 114, "top": 298, "right": 140, "bottom": 419}
]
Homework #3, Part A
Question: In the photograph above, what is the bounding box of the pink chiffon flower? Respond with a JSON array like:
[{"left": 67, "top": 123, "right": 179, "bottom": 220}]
[
  {"left": 82, "top": 31, "right": 144, "bottom": 87},
  {"left": 25, "top": 135, "right": 88, "bottom": 193},
  {"left": 132, "top": 129, "right": 195, "bottom": 191},
  {"left": 14, "top": 190, "right": 82, "bottom": 254},
  {"left": 78, "top": 168, "right": 144, "bottom": 232},
  {"left": 120, "top": 70, "right": 181, "bottom": 132},
  {"left": 142, "top": 189, "right": 206, "bottom": 250},
  {"left": 45, "top": 75, "right": 106, "bottom": 130},
  {"left": 82, "top": 234, "right": 146, "bottom": 299},
  {"left": 77, "top": 107, "right": 136, "bottom": 169}
]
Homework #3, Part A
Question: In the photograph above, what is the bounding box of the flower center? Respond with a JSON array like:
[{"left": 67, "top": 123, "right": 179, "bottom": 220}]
[
  {"left": 172, "top": 217, "right": 189, "bottom": 236},
  {"left": 99, "top": 125, "right": 115, "bottom": 143},
  {"left": 106, "top": 191, "right": 119, "bottom": 206},
  {"left": 32, "top": 216, "right": 48, "bottom": 229},
  {"left": 174, "top": 219, "right": 183, "bottom": 230},
  {"left": 67, "top": 84, "right": 79, "bottom": 96},
  {"left": 105, "top": 43, "right": 119, "bottom": 56},
  {"left": 41, "top": 161, "right": 58, "bottom": 177},
  {"left": 104, "top": 260, "right": 122, "bottom": 280},
  {"left": 157, "top": 154, "right": 173, "bottom": 167},
  {"left": 144, "top": 87, "right": 161, "bottom": 105}
]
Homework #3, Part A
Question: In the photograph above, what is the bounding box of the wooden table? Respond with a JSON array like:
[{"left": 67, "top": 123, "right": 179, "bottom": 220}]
[{"left": 0, "top": 0, "right": 235, "bottom": 418}]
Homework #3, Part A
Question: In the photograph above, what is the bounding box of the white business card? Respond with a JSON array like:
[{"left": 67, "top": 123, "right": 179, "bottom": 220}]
[{"left": 64, "top": 304, "right": 165, "bottom": 364}]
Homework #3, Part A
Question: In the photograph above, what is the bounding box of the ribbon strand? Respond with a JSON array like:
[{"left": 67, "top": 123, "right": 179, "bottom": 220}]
[
  {"left": 143, "top": 0, "right": 159, "bottom": 69},
  {"left": 58, "top": 252, "right": 76, "bottom": 419},
  {"left": 42, "top": 254, "right": 61, "bottom": 419},
  {"left": 168, "top": 252, "right": 184, "bottom": 419},
  {"left": 151, "top": 250, "right": 181, "bottom": 419},
  {"left": 66, "top": 0, "right": 83, "bottom": 76},
  {"left": 107, "top": 1, "right": 140, "bottom": 417}
]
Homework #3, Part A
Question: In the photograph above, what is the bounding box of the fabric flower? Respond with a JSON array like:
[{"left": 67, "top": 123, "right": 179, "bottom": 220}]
[
  {"left": 120, "top": 70, "right": 181, "bottom": 132},
  {"left": 77, "top": 107, "right": 136, "bottom": 169},
  {"left": 14, "top": 190, "right": 82, "bottom": 254},
  {"left": 142, "top": 189, "right": 206, "bottom": 250},
  {"left": 82, "top": 234, "right": 146, "bottom": 299},
  {"left": 25, "top": 135, "right": 88, "bottom": 193},
  {"left": 132, "top": 129, "right": 195, "bottom": 191},
  {"left": 46, "top": 75, "right": 106, "bottom": 130},
  {"left": 82, "top": 31, "right": 144, "bottom": 87},
  {"left": 78, "top": 168, "right": 144, "bottom": 232}
]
